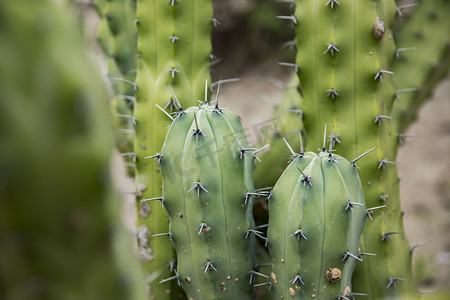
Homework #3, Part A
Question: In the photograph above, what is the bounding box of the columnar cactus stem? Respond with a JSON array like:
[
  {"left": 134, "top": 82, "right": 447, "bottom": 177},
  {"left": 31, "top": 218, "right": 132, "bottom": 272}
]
[
  {"left": 134, "top": 0, "right": 212, "bottom": 297},
  {"left": 159, "top": 103, "right": 257, "bottom": 299},
  {"left": 95, "top": 0, "right": 137, "bottom": 155},
  {"left": 391, "top": 0, "right": 450, "bottom": 133},
  {"left": 292, "top": 1, "right": 416, "bottom": 298},
  {"left": 267, "top": 144, "right": 366, "bottom": 299},
  {"left": 0, "top": 1, "right": 146, "bottom": 299}
]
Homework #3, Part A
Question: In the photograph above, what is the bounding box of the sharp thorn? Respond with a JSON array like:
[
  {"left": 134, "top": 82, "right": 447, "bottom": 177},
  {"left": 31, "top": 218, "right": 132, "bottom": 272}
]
[
  {"left": 350, "top": 146, "right": 377, "bottom": 167},
  {"left": 155, "top": 104, "right": 174, "bottom": 121}
]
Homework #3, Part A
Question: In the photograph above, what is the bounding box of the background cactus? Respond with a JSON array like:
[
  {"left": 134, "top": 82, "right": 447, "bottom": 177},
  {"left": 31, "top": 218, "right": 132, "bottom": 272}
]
[
  {"left": 391, "top": 0, "right": 450, "bottom": 134},
  {"left": 0, "top": 1, "right": 145, "bottom": 299},
  {"left": 94, "top": 0, "right": 137, "bottom": 166},
  {"left": 159, "top": 103, "right": 257, "bottom": 299},
  {"left": 133, "top": 0, "right": 213, "bottom": 298},
  {"left": 267, "top": 146, "right": 366, "bottom": 299}
]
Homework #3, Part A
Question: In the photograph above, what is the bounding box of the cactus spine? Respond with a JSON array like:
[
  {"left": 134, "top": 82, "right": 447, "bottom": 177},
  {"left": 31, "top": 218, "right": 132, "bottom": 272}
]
[
  {"left": 0, "top": 1, "right": 145, "bottom": 299},
  {"left": 391, "top": 0, "right": 450, "bottom": 133},
  {"left": 159, "top": 103, "right": 257, "bottom": 299},
  {"left": 134, "top": 0, "right": 212, "bottom": 297},
  {"left": 267, "top": 141, "right": 366, "bottom": 299},
  {"left": 291, "top": 0, "right": 416, "bottom": 298}
]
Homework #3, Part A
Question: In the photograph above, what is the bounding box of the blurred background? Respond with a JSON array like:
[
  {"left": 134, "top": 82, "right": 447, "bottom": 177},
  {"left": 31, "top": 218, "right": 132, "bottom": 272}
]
[{"left": 78, "top": 0, "right": 450, "bottom": 292}]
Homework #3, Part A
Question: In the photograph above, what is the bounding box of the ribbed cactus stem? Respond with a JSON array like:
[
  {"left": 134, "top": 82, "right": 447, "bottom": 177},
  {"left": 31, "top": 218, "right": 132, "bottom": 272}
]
[
  {"left": 159, "top": 103, "right": 257, "bottom": 299},
  {"left": 291, "top": 1, "right": 416, "bottom": 298},
  {"left": 0, "top": 1, "right": 146, "bottom": 299},
  {"left": 267, "top": 143, "right": 367, "bottom": 299},
  {"left": 391, "top": 0, "right": 450, "bottom": 133},
  {"left": 134, "top": 0, "right": 212, "bottom": 298}
]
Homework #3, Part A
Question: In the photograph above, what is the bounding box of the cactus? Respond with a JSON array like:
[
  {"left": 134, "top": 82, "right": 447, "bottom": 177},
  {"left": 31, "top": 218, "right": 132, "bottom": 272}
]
[
  {"left": 158, "top": 102, "right": 257, "bottom": 299},
  {"left": 133, "top": 0, "right": 213, "bottom": 298},
  {"left": 0, "top": 1, "right": 146, "bottom": 299},
  {"left": 95, "top": 0, "right": 137, "bottom": 161},
  {"left": 391, "top": 0, "right": 450, "bottom": 134},
  {"left": 282, "top": 0, "right": 417, "bottom": 298},
  {"left": 267, "top": 136, "right": 366, "bottom": 299}
]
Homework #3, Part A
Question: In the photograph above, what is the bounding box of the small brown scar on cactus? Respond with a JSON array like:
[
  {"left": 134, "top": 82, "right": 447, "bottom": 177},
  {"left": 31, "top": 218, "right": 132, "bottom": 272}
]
[
  {"left": 373, "top": 17, "right": 386, "bottom": 40},
  {"left": 196, "top": 223, "right": 211, "bottom": 234},
  {"left": 271, "top": 272, "right": 278, "bottom": 284},
  {"left": 325, "top": 268, "right": 342, "bottom": 284}
]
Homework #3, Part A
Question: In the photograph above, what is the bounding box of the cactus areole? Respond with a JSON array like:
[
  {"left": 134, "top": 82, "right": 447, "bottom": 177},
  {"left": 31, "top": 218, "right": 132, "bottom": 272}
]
[{"left": 267, "top": 149, "right": 367, "bottom": 299}]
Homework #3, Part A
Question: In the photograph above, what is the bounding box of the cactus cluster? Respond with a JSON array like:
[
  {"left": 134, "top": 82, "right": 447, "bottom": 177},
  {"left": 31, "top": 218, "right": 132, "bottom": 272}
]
[{"left": 2, "top": 0, "right": 450, "bottom": 299}]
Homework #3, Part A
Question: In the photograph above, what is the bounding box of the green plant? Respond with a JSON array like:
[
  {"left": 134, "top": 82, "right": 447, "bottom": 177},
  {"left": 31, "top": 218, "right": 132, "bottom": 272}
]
[
  {"left": 2, "top": 0, "right": 450, "bottom": 299},
  {"left": 133, "top": 1, "right": 213, "bottom": 298},
  {"left": 267, "top": 140, "right": 366, "bottom": 299},
  {"left": 0, "top": 1, "right": 145, "bottom": 299},
  {"left": 158, "top": 101, "right": 257, "bottom": 299}
]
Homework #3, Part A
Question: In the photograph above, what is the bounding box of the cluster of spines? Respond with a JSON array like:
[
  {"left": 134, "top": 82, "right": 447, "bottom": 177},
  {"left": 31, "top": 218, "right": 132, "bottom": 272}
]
[
  {"left": 265, "top": 128, "right": 368, "bottom": 299},
  {"left": 154, "top": 91, "right": 259, "bottom": 299},
  {"left": 133, "top": 0, "right": 214, "bottom": 297}
]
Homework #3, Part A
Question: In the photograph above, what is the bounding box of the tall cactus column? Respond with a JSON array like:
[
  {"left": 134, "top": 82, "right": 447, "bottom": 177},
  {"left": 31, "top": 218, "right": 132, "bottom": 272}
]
[
  {"left": 0, "top": 1, "right": 146, "bottom": 299},
  {"left": 134, "top": 0, "right": 212, "bottom": 298},
  {"left": 293, "top": 0, "right": 416, "bottom": 298},
  {"left": 391, "top": 0, "right": 450, "bottom": 133},
  {"left": 95, "top": 0, "right": 137, "bottom": 156}
]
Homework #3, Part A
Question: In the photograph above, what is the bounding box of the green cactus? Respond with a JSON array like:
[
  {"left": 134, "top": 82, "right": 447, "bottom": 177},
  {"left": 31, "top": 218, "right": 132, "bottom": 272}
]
[
  {"left": 391, "top": 0, "right": 450, "bottom": 134},
  {"left": 95, "top": 0, "right": 137, "bottom": 160},
  {"left": 284, "top": 1, "right": 417, "bottom": 298},
  {"left": 0, "top": 1, "right": 146, "bottom": 299},
  {"left": 157, "top": 103, "right": 257, "bottom": 299},
  {"left": 133, "top": 0, "right": 213, "bottom": 298},
  {"left": 267, "top": 140, "right": 366, "bottom": 299}
]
